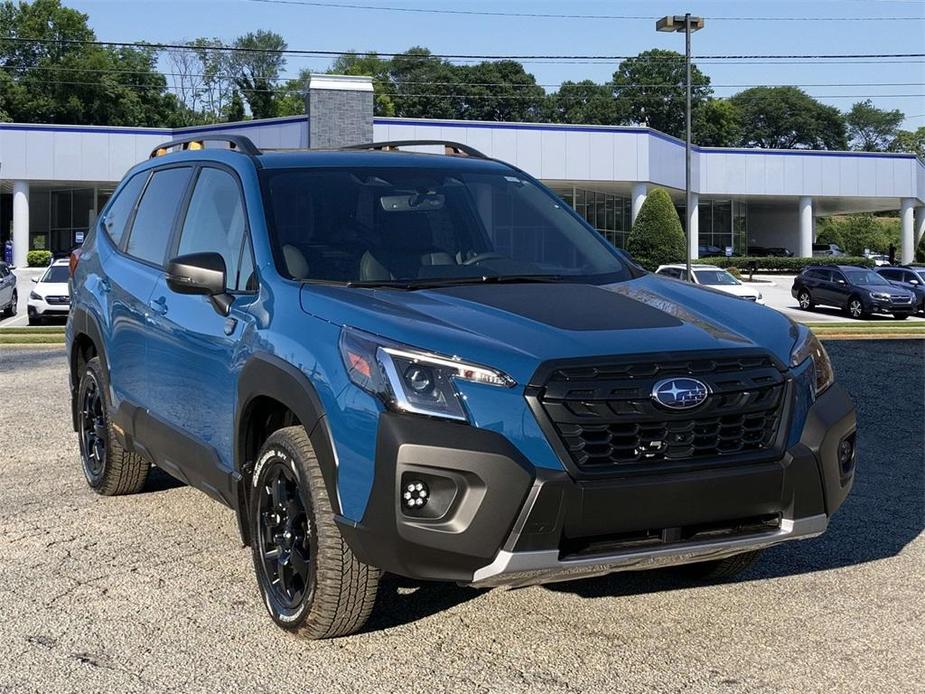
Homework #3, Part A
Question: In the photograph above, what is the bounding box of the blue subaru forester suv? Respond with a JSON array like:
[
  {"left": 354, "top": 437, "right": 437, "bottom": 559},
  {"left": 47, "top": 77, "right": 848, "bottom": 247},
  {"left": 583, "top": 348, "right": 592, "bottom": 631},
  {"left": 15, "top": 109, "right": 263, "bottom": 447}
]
[{"left": 67, "top": 135, "right": 857, "bottom": 639}]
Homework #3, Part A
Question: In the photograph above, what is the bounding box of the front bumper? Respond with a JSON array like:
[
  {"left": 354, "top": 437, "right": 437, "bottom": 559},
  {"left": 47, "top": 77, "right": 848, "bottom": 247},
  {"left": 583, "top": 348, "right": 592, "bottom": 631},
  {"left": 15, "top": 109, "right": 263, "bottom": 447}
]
[
  {"left": 28, "top": 298, "right": 70, "bottom": 316},
  {"left": 338, "top": 383, "right": 856, "bottom": 586}
]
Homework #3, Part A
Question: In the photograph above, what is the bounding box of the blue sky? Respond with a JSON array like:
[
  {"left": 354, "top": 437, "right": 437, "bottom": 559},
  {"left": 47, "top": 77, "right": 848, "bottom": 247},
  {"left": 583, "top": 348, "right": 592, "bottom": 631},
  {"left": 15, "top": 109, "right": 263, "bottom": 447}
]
[{"left": 69, "top": 0, "right": 925, "bottom": 128}]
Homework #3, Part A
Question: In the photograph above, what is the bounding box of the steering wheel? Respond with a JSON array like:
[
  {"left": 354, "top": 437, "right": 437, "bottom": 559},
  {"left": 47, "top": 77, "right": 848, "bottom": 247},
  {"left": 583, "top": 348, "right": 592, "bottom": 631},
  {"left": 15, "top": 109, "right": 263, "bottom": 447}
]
[{"left": 462, "top": 252, "right": 508, "bottom": 266}]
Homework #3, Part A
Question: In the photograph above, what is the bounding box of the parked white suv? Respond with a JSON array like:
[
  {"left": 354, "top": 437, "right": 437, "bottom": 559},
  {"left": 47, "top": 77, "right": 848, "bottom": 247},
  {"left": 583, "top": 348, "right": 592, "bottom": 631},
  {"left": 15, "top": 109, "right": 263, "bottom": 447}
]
[
  {"left": 656, "top": 264, "right": 765, "bottom": 303},
  {"left": 28, "top": 259, "right": 71, "bottom": 325}
]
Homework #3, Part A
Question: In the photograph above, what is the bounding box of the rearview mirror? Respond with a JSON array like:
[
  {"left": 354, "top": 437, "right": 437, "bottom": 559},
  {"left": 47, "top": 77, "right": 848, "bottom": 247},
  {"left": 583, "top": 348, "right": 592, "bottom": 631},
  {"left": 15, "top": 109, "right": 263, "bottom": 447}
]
[{"left": 166, "top": 252, "right": 232, "bottom": 315}]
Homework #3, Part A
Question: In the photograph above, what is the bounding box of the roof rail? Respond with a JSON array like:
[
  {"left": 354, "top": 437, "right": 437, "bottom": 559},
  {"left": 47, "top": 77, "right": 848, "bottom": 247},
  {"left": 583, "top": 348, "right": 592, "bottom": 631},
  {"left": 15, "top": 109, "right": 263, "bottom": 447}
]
[
  {"left": 343, "top": 140, "right": 488, "bottom": 159},
  {"left": 150, "top": 134, "right": 261, "bottom": 159}
]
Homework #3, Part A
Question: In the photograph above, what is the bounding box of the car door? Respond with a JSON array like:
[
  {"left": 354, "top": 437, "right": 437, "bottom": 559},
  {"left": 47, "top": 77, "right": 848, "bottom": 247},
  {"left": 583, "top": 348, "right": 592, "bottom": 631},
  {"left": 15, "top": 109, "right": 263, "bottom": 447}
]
[
  {"left": 0, "top": 263, "right": 12, "bottom": 308},
  {"left": 144, "top": 165, "right": 258, "bottom": 504},
  {"left": 802, "top": 269, "right": 829, "bottom": 305},
  {"left": 103, "top": 167, "right": 192, "bottom": 411},
  {"left": 827, "top": 270, "right": 852, "bottom": 307}
]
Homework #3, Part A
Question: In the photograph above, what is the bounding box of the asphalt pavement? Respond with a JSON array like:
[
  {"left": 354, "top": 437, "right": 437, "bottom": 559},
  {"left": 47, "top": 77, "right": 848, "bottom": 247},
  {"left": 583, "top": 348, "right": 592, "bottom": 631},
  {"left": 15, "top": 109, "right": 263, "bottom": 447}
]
[{"left": 0, "top": 342, "right": 922, "bottom": 693}]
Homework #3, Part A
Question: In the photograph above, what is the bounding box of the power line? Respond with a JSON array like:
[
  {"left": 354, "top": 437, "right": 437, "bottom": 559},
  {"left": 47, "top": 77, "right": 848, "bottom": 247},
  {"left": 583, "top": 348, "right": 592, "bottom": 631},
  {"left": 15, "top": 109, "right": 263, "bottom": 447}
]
[
  {"left": 239, "top": 0, "right": 925, "bottom": 22},
  {"left": 3, "top": 65, "right": 922, "bottom": 90},
  {"left": 3, "top": 37, "right": 924, "bottom": 62}
]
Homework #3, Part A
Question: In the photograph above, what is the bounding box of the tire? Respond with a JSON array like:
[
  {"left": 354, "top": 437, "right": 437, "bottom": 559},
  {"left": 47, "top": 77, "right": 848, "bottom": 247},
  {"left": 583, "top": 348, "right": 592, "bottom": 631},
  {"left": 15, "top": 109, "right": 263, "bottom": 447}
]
[
  {"left": 77, "top": 356, "right": 150, "bottom": 495},
  {"left": 893, "top": 313, "right": 910, "bottom": 320},
  {"left": 846, "top": 296, "right": 868, "bottom": 320},
  {"left": 27, "top": 312, "right": 41, "bottom": 326},
  {"left": 248, "top": 426, "right": 380, "bottom": 639},
  {"left": 675, "top": 549, "right": 763, "bottom": 581},
  {"left": 2, "top": 291, "right": 15, "bottom": 318},
  {"left": 797, "top": 289, "right": 814, "bottom": 311}
]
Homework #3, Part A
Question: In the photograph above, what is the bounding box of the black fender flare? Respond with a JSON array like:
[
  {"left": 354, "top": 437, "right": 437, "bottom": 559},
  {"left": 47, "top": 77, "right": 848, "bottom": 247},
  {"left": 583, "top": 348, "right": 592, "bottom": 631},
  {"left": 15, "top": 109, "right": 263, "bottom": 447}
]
[
  {"left": 68, "top": 305, "right": 109, "bottom": 432},
  {"left": 234, "top": 353, "right": 341, "bottom": 543}
]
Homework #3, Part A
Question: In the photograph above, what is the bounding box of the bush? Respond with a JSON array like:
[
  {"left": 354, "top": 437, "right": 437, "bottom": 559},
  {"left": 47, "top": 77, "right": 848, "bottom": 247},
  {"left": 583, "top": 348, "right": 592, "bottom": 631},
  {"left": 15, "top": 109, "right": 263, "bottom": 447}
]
[
  {"left": 626, "top": 187, "right": 686, "bottom": 271},
  {"left": 26, "top": 250, "right": 52, "bottom": 267},
  {"left": 815, "top": 214, "right": 900, "bottom": 256},
  {"left": 726, "top": 266, "right": 742, "bottom": 279},
  {"left": 700, "top": 255, "right": 875, "bottom": 273}
]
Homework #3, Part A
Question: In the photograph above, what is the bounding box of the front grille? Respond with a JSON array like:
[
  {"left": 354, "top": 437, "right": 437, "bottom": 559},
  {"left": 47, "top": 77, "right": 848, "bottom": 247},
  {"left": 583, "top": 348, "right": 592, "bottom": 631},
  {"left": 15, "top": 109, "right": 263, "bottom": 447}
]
[
  {"left": 45, "top": 295, "right": 70, "bottom": 305},
  {"left": 890, "top": 295, "right": 912, "bottom": 304},
  {"left": 535, "top": 352, "right": 788, "bottom": 473}
]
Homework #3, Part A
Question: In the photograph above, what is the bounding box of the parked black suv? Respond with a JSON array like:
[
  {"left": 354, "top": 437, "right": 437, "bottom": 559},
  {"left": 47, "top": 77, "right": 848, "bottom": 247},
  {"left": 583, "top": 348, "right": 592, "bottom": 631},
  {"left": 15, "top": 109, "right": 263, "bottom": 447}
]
[
  {"left": 876, "top": 266, "right": 925, "bottom": 313},
  {"left": 792, "top": 265, "right": 917, "bottom": 319}
]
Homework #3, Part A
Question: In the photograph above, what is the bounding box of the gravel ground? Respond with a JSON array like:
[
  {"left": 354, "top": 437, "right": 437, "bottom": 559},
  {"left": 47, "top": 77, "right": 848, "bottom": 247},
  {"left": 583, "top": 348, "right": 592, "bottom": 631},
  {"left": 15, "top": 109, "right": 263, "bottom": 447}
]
[{"left": 0, "top": 342, "right": 922, "bottom": 693}]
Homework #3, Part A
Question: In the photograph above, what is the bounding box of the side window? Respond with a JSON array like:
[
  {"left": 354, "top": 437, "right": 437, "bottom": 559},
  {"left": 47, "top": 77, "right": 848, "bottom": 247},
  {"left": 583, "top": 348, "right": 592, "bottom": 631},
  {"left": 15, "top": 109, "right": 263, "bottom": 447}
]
[
  {"left": 176, "top": 168, "right": 249, "bottom": 290},
  {"left": 102, "top": 172, "right": 147, "bottom": 247},
  {"left": 125, "top": 167, "right": 192, "bottom": 266},
  {"left": 238, "top": 235, "right": 256, "bottom": 291}
]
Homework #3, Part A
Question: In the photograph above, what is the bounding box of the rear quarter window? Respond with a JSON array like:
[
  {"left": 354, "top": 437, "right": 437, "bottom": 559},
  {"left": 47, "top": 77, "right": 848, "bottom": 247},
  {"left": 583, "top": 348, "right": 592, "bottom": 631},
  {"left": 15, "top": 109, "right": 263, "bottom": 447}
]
[{"left": 101, "top": 172, "right": 148, "bottom": 247}]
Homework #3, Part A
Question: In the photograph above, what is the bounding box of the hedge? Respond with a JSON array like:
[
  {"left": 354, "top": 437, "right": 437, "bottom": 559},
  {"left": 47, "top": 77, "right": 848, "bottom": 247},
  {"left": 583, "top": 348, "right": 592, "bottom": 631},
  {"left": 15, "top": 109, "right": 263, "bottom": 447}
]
[
  {"left": 625, "top": 188, "right": 686, "bottom": 271},
  {"left": 26, "top": 250, "right": 52, "bottom": 267},
  {"left": 699, "top": 256, "right": 875, "bottom": 272}
]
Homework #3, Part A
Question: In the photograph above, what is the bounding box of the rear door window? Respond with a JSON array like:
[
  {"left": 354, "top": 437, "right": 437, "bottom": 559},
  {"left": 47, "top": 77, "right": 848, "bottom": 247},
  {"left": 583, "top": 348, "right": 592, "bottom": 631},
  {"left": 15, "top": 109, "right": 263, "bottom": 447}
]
[
  {"left": 125, "top": 167, "right": 192, "bottom": 266},
  {"left": 175, "top": 167, "right": 250, "bottom": 290},
  {"left": 102, "top": 172, "right": 147, "bottom": 247}
]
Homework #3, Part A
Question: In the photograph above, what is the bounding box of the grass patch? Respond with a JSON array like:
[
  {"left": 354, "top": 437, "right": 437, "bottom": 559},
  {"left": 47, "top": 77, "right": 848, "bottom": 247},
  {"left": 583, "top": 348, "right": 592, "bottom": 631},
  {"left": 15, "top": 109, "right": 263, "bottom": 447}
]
[
  {"left": 0, "top": 326, "right": 66, "bottom": 335},
  {"left": 0, "top": 334, "right": 65, "bottom": 344}
]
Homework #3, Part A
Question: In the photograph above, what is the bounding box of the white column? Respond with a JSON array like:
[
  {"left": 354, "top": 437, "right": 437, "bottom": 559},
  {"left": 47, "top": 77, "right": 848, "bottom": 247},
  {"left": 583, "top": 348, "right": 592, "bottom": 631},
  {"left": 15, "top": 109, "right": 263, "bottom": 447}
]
[
  {"left": 913, "top": 205, "right": 925, "bottom": 249},
  {"left": 12, "top": 180, "right": 30, "bottom": 268},
  {"left": 688, "top": 192, "right": 699, "bottom": 260},
  {"left": 630, "top": 183, "right": 647, "bottom": 225},
  {"left": 900, "top": 198, "right": 915, "bottom": 264},
  {"left": 798, "top": 196, "right": 814, "bottom": 258}
]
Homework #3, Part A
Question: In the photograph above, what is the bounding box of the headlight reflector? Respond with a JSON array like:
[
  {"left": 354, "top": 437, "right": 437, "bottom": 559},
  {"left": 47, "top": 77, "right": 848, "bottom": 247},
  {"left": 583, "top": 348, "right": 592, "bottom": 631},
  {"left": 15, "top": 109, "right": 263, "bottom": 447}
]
[
  {"left": 339, "top": 328, "right": 515, "bottom": 421},
  {"left": 791, "top": 328, "right": 834, "bottom": 396},
  {"left": 870, "top": 291, "right": 891, "bottom": 300}
]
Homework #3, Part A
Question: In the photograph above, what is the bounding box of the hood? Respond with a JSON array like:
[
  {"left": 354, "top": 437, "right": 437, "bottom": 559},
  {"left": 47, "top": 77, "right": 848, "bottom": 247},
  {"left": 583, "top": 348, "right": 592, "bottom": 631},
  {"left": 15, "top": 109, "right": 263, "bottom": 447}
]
[
  {"left": 299, "top": 275, "right": 800, "bottom": 385},
  {"left": 707, "top": 283, "right": 760, "bottom": 299},
  {"left": 860, "top": 283, "right": 911, "bottom": 296},
  {"left": 34, "top": 281, "right": 69, "bottom": 296}
]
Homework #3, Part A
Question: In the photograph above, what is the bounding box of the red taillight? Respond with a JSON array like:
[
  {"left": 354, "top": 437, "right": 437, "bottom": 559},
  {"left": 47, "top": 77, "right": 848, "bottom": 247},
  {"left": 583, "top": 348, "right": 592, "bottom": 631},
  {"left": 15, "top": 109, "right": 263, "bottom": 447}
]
[{"left": 69, "top": 248, "right": 82, "bottom": 277}]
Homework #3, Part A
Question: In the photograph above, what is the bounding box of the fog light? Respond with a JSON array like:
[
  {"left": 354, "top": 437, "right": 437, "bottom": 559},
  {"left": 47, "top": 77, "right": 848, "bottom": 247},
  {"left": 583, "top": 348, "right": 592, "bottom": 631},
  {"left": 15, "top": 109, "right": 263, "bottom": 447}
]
[
  {"left": 402, "top": 480, "right": 429, "bottom": 508},
  {"left": 838, "top": 434, "right": 856, "bottom": 475}
]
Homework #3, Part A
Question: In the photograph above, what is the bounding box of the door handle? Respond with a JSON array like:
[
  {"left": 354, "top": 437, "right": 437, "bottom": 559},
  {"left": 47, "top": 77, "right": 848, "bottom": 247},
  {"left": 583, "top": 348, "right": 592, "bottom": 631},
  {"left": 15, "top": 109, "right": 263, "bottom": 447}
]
[
  {"left": 149, "top": 295, "right": 168, "bottom": 315},
  {"left": 99, "top": 277, "right": 111, "bottom": 293}
]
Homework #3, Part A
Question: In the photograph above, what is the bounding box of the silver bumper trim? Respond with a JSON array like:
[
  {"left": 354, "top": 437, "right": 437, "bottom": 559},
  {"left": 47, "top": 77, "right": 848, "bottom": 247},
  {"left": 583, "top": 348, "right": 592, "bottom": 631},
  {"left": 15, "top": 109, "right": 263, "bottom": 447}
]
[{"left": 469, "top": 514, "right": 828, "bottom": 588}]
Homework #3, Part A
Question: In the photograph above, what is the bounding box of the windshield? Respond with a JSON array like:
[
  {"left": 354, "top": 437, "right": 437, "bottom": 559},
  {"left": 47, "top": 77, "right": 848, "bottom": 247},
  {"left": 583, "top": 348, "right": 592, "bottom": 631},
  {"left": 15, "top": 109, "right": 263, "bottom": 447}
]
[
  {"left": 694, "top": 269, "right": 739, "bottom": 285},
  {"left": 914, "top": 270, "right": 925, "bottom": 283},
  {"left": 41, "top": 265, "right": 70, "bottom": 283},
  {"left": 844, "top": 270, "right": 888, "bottom": 286},
  {"left": 262, "top": 166, "right": 632, "bottom": 286}
]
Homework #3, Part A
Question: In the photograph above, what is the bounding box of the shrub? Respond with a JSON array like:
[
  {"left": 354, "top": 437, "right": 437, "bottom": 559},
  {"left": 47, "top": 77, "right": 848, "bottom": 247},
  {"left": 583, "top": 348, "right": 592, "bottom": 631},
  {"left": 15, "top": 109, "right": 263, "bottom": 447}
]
[
  {"left": 626, "top": 187, "right": 686, "bottom": 271},
  {"left": 700, "top": 255, "right": 875, "bottom": 273},
  {"left": 815, "top": 214, "right": 900, "bottom": 256},
  {"left": 726, "top": 266, "right": 742, "bottom": 279},
  {"left": 27, "top": 250, "right": 52, "bottom": 267}
]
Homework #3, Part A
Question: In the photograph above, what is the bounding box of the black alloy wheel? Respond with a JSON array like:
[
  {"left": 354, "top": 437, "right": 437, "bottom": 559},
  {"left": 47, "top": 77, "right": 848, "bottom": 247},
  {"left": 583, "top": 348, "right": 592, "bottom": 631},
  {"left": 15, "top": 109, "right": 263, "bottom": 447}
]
[
  {"left": 255, "top": 459, "right": 315, "bottom": 612},
  {"left": 79, "top": 369, "right": 107, "bottom": 484}
]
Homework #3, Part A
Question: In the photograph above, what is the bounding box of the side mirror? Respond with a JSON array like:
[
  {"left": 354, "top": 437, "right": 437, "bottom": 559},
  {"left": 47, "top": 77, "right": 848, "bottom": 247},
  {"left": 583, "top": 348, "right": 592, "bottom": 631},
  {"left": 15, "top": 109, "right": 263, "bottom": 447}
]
[
  {"left": 31, "top": 277, "right": 38, "bottom": 283},
  {"left": 166, "top": 252, "right": 232, "bottom": 315},
  {"left": 837, "top": 279, "right": 846, "bottom": 285}
]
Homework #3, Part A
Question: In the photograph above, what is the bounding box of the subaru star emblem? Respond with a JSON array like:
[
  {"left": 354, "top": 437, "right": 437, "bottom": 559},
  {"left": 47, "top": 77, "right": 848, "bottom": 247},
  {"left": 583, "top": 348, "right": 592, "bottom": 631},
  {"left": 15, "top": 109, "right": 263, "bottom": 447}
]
[{"left": 651, "top": 377, "right": 710, "bottom": 410}]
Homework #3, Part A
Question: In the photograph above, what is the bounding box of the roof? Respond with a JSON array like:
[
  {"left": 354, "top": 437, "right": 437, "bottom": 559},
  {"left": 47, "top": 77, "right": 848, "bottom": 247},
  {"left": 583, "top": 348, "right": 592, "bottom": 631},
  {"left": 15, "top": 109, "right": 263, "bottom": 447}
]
[{"left": 257, "top": 148, "right": 514, "bottom": 172}]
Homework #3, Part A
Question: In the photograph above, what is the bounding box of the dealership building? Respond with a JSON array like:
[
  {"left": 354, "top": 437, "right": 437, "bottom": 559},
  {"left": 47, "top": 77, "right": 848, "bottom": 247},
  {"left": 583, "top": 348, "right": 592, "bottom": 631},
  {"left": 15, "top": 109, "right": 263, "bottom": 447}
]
[{"left": 1, "top": 74, "right": 924, "bottom": 268}]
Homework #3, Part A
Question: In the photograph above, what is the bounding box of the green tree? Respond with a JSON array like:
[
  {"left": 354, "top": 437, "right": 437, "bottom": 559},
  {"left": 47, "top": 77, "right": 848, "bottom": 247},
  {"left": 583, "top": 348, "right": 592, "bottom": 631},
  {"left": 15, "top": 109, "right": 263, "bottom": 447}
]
[
  {"left": 846, "top": 99, "right": 904, "bottom": 151},
  {"left": 230, "top": 30, "right": 286, "bottom": 119},
  {"left": 693, "top": 99, "right": 741, "bottom": 147},
  {"left": 625, "top": 188, "right": 686, "bottom": 270},
  {"left": 611, "top": 49, "right": 712, "bottom": 138},
  {"left": 544, "top": 80, "right": 617, "bottom": 125},
  {"left": 389, "top": 47, "right": 461, "bottom": 120},
  {"left": 0, "top": 0, "right": 182, "bottom": 126},
  {"left": 455, "top": 60, "right": 545, "bottom": 122},
  {"left": 224, "top": 89, "right": 246, "bottom": 122},
  {"left": 330, "top": 51, "right": 395, "bottom": 116},
  {"left": 890, "top": 127, "right": 925, "bottom": 159},
  {"left": 730, "top": 86, "right": 847, "bottom": 150},
  {"left": 816, "top": 214, "right": 900, "bottom": 255}
]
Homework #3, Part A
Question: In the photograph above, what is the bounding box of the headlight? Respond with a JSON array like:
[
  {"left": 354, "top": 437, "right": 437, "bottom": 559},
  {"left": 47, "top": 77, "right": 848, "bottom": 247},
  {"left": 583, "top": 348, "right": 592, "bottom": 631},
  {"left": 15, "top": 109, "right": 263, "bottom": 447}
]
[
  {"left": 29, "top": 291, "right": 42, "bottom": 300},
  {"left": 757, "top": 292, "right": 763, "bottom": 300},
  {"left": 870, "top": 292, "right": 891, "bottom": 300},
  {"left": 339, "top": 327, "right": 515, "bottom": 422},
  {"left": 790, "top": 327, "right": 834, "bottom": 396}
]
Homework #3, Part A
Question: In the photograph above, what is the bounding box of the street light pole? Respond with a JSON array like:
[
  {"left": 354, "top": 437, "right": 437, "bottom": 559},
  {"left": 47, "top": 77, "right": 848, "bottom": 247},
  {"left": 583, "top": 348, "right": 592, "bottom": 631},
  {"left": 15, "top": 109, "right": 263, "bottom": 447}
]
[{"left": 657, "top": 13, "right": 704, "bottom": 282}]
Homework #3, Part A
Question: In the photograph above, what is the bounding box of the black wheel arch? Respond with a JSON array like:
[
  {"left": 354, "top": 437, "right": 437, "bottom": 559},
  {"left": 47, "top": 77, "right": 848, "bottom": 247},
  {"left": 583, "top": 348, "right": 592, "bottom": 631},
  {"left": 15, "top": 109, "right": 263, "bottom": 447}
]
[
  {"left": 234, "top": 353, "right": 340, "bottom": 546},
  {"left": 68, "top": 306, "right": 109, "bottom": 433}
]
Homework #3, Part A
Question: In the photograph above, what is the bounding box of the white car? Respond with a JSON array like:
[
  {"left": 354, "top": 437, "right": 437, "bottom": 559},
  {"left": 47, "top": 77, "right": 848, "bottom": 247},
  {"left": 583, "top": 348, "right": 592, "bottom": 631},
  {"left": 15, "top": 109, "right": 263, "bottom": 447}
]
[
  {"left": 655, "top": 264, "right": 766, "bottom": 304},
  {"left": 28, "top": 258, "right": 71, "bottom": 325},
  {"left": 867, "top": 254, "right": 891, "bottom": 267}
]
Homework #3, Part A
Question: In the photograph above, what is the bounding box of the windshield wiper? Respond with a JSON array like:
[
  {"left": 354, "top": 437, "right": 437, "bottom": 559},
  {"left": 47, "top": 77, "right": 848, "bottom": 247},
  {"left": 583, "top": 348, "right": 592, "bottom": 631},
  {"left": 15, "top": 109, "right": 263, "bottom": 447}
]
[{"left": 346, "top": 274, "right": 567, "bottom": 290}]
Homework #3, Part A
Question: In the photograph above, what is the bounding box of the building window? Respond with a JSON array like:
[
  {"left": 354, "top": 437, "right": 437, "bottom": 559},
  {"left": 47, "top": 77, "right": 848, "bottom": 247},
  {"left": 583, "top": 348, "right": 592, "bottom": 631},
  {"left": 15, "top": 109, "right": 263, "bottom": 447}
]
[{"left": 550, "top": 186, "right": 630, "bottom": 249}]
